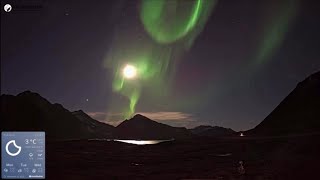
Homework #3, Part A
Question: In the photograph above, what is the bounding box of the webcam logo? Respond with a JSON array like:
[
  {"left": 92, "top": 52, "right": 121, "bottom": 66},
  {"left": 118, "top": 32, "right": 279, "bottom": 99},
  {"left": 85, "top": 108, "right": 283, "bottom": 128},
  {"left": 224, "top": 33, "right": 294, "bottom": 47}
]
[
  {"left": 5, "top": 140, "right": 22, "bottom": 156},
  {"left": 4, "top": 4, "right": 12, "bottom": 12}
]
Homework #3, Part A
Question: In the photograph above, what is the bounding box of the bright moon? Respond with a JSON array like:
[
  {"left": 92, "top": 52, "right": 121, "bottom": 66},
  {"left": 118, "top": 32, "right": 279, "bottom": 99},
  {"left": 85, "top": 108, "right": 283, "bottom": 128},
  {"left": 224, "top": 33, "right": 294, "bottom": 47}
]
[{"left": 123, "top": 64, "right": 137, "bottom": 79}]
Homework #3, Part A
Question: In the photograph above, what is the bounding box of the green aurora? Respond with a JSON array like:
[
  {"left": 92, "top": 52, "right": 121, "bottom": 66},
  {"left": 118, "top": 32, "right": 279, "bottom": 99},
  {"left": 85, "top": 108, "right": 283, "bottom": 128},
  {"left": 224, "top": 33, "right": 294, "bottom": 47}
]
[
  {"left": 104, "top": 0, "right": 299, "bottom": 121},
  {"left": 105, "top": 0, "right": 216, "bottom": 119}
]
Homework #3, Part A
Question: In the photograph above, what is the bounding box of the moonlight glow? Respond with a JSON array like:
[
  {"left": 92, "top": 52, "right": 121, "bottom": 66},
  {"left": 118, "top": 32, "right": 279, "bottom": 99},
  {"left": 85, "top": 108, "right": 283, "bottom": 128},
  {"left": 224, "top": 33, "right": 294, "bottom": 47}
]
[
  {"left": 123, "top": 64, "right": 137, "bottom": 79},
  {"left": 107, "top": 0, "right": 216, "bottom": 119}
]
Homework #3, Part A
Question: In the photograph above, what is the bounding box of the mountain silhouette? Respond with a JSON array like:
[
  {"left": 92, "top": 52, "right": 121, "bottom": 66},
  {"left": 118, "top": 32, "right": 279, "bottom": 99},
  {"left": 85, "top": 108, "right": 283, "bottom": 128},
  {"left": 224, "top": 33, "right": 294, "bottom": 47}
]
[
  {"left": 72, "top": 110, "right": 115, "bottom": 138},
  {"left": 0, "top": 91, "right": 194, "bottom": 140},
  {"left": 115, "top": 114, "right": 192, "bottom": 140},
  {"left": 247, "top": 71, "right": 320, "bottom": 136},
  {"left": 190, "top": 125, "right": 236, "bottom": 137},
  {"left": 8, "top": 85, "right": 313, "bottom": 140},
  {"left": 0, "top": 91, "right": 109, "bottom": 139}
]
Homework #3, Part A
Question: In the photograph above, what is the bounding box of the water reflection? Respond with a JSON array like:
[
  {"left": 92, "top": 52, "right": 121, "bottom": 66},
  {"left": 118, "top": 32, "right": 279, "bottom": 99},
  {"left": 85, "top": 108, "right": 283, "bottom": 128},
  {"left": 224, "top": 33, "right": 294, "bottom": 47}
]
[{"left": 114, "top": 139, "right": 173, "bottom": 145}]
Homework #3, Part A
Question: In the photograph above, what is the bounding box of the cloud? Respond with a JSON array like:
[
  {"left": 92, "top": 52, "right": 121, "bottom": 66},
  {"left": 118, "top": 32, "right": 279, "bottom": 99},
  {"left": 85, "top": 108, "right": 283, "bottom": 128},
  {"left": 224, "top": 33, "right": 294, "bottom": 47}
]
[
  {"left": 87, "top": 112, "right": 123, "bottom": 126},
  {"left": 86, "top": 111, "right": 201, "bottom": 128},
  {"left": 87, "top": 112, "right": 107, "bottom": 121},
  {"left": 137, "top": 112, "right": 194, "bottom": 121},
  {"left": 137, "top": 111, "right": 198, "bottom": 128}
]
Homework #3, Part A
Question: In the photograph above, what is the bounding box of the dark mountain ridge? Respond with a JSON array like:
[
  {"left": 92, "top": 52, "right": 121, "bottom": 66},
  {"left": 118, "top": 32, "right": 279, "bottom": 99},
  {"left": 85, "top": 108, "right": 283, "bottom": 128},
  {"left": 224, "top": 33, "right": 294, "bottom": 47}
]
[
  {"left": 1, "top": 91, "right": 95, "bottom": 139},
  {"left": 115, "top": 114, "right": 192, "bottom": 139},
  {"left": 4, "top": 69, "right": 318, "bottom": 141},
  {"left": 190, "top": 125, "right": 236, "bottom": 137},
  {"left": 247, "top": 71, "right": 320, "bottom": 136},
  {"left": 0, "top": 91, "right": 193, "bottom": 140},
  {"left": 72, "top": 110, "right": 115, "bottom": 138}
]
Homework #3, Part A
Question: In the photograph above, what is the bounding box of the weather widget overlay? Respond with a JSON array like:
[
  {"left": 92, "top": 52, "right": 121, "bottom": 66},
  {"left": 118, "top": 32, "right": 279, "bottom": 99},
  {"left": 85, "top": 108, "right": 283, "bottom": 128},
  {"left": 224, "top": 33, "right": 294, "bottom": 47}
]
[{"left": 1, "top": 132, "right": 45, "bottom": 179}]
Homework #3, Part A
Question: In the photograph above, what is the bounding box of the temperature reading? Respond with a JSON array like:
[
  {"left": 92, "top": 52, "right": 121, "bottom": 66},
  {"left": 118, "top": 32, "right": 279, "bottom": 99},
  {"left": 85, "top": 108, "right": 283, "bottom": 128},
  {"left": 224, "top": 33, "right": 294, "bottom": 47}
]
[{"left": 25, "top": 139, "right": 36, "bottom": 145}]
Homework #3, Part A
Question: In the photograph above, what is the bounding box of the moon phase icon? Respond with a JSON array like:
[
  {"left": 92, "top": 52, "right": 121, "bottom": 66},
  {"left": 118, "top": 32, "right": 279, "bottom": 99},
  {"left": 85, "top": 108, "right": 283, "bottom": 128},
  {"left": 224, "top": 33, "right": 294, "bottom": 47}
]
[{"left": 5, "top": 140, "right": 22, "bottom": 156}]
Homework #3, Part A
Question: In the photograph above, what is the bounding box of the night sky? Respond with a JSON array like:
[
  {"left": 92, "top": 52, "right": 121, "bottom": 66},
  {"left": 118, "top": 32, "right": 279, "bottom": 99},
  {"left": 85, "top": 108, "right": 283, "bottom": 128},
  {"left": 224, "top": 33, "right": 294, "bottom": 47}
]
[{"left": 1, "top": 0, "right": 320, "bottom": 131}]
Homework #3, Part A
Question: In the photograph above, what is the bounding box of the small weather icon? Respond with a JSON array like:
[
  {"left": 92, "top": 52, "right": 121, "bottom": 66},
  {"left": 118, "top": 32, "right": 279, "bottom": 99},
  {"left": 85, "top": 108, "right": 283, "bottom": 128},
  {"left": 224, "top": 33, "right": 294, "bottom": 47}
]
[{"left": 4, "top": 4, "right": 12, "bottom": 12}]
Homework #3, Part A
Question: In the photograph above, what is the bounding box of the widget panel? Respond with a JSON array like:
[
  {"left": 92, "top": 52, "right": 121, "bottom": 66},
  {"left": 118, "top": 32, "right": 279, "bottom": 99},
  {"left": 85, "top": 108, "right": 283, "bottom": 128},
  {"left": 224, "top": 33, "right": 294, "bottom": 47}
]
[{"left": 1, "top": 132, "right": 45, "bottom": 179}]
